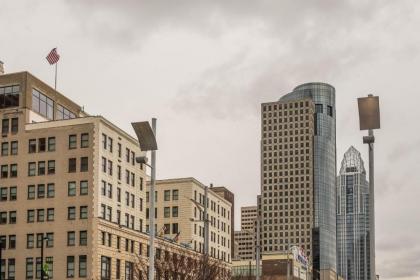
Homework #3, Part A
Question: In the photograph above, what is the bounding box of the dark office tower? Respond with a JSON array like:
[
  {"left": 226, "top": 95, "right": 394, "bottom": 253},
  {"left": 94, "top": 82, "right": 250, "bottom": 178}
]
[
  {"left": 337, "top": 146, "right": 370, "bottom": 280},
  {"left": 261, "top": 83, "right": 336, "bottom": 280}
]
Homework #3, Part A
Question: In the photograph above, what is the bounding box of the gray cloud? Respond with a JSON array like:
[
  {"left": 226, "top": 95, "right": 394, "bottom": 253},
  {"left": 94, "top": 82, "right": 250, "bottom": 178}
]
[{"left": 1, "top": 1, "right": 420, "bottom": 279}]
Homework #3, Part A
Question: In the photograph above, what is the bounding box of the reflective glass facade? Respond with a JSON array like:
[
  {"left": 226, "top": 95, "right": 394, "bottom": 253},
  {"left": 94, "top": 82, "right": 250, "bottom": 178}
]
[
  {"left": 280, "top": 83, "right": 337, "bottom": 275},
  {"left": 337, "top": 146, "right": 370, "bottom": 280}
]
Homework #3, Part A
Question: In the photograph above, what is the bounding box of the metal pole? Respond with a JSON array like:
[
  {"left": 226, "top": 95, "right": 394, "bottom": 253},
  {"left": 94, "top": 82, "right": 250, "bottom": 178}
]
[
  {"left": 41, "top": 236, "right": 45, "bottom": 280},
  {"left": 0, "top": 242, "right": 2, "bottom": 280},
  {"left": 287, "top": 246, "right": 290, "bottom": 280},
  {"left": 256, "top": 218, "right": 260, "bottom": 280},
  {"left": 368, "top": 128, "right": 376, "bottom": 280},
  {"left": 54, "top": 62, "right": 58, "bottom": 90},
  {"left": 148, "top": 118, "right": 157, "bottom": 280}
]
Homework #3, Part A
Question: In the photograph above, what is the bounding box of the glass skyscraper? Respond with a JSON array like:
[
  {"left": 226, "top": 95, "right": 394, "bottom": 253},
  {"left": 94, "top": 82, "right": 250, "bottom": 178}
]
[
  {"left": 337, "top": 146, "right": 370, "bottom": 280},
  {"left": 261, "top": 83, "right": 337, "bottom": 279}
]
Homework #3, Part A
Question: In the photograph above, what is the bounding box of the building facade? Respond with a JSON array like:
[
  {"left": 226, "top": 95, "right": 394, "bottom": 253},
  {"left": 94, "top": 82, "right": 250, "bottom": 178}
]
[
  {"left": 260, "top": 83, "right": 337, "bottom": 279},
  {"left": 147, "top": 177, "right": 233, "bottom": 263},
  {"left": 234, "top": 206, "right": 258, "bottom": 260},
  {"left": 337, "top": 146, "right": 370, "bottom": 280},
  {"left": 0, "top": 71, "right": 231, "bottom": 279},
  {"left": 211, "top": 186, "right": 235, "bottom": 259}
]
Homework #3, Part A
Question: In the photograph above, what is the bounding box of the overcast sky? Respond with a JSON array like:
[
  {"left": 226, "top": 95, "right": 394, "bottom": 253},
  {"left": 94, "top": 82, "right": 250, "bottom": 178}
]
[{"left": 1, "top": 1, "right": 420, "bottom": 279}]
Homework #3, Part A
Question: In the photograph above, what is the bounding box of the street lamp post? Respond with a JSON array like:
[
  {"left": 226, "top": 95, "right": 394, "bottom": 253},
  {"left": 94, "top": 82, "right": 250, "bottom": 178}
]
[
  {"left": 358, "top": 95, "right": 380, "bottom": 280},
  {"left": 40, "top": 235, "right": 49, "bottom": 280},
  {"left": 132, "top": 119, "right": 158, "bottom": 280},
  {"left": 255, "top": 217, "right": 261, "bottom": 280}
]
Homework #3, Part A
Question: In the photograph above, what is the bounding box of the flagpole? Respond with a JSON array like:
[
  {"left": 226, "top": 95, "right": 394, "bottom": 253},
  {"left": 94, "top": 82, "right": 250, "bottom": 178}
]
[{"left": 54, "top": 62, "right": 58, "bottom": 90}]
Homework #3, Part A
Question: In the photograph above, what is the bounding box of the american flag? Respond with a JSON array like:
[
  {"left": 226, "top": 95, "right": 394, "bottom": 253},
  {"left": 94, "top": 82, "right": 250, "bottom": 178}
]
[{"left": 46, "top": 48, "right": 60, "bottom": 65}]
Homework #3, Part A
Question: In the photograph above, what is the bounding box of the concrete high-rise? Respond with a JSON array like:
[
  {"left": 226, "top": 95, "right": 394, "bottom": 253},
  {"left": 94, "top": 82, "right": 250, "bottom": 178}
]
[
  {"left": 234, "top": 206, "right": 258, "bottom": 260},
  {"left": 337, "top": 146, "right": 370, "bottom": 280},
  {"left": 260, "top": 83, "right": 337, "bottom": 279}
]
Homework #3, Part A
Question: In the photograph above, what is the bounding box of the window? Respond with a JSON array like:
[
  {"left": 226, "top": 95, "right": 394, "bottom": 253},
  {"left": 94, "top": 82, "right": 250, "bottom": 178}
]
[
  {"left": 101, "top": 256, "right": 111, "bottom": 280},
  {"left": 172, "top": 223, "right": 179, "bottom": 234},
  {"left": 327, "top": 105, "right": 333, "bottom": 117},
  {"left": 125, "top": 261, "right": 134, "bottom": 280},
  {"left": 79, "top": 255, "right": 87, "bottom": 277},
  {"left": 0, "top": 236, "right": 5, "bottom": 249},
  {"left": 80, "top": 206, "right": 88, "bottom": 219},
  {"left": 29, "top": 139, "right": 37, "bottom": 153},
  {"left": 102, "top": 134, "right": 107, "bottom": 149},
  {"left": 10, "top": 164, "right": 17, "bottom": 177},
  {"left": 117, "top": 165, "right": 121, "bottom": 180},
  {"left": 172, "top": 189, "right": 179, "bottom": 200},
  {"left": 9, "top": 235, "right": 16, "bottom": 249},
  {"left": 80, "top": 181, "right": 88, "bottom": 195},
  {"left": 164, "top": 207, "right": 170, "bottom": 218},
  {"left": 45, "top": 257, "right": 54, "bottom": 279},
  {"left": 107, "top": 160, "right": 112, "bottom": 175},
  {"left": 68, "top": 158, "right": 76, "bottom": 173},
  {"left": 28, "top": 185, "right": 35, "bottom": 199},
  {"left": 131, "top": 151, "right": 135, "bottom": 165},
  {"left": 27, "top": 234, "right": 34, "bottom": 248},
  {"left": 28, "top": 162, "right": 36, "bottom": 176},
  {"left": 38, "top": 138, "right": 46, "bottom": 152},
  {"left": 81, "top": 133, "right": 89, "bottom": 148},
  {"left": 48, "top": 160, "right": 55, "bottom": 174},
  {"left": 0, "top": 187, "right": 6, "bottom": 201},
  {"left": 57, "top": 104, "right": 75, "bottom": 120},
  {"left": 37, "top": 209, "right": 44, "bottom": 222},
  {"left": 0, "top": 165, "right": 7, "bottom": 178},
  {"left": 32, "top": 89, "right": 54, "bottom": 119},
  {"left": 27, "top": 210, "right": 35, "bottom": 223},
  {"left": 79, "top": 231, "right": 87, "bottom": 246},
  {"left": 47, "top": 208, "right": 55, "bottom": 221},
  {"left": 117, "top": 188, "right": 121, "bottom": 202},
  {"left": 126, "top": 148, "right": 130, "bottom": 162},
  {"left": 68, "top": 182, "right": 76, "bottom": 196},
  {"left": 67, "top": 231, "right": 75, "bottom": 246},
  {"left": 164, "top": 190, "right": 170, "bottom": 201},
  {"left": 116, "top": 259, "right": 121, "bottom": 279},
  {"left": 47, "top": 183, "right": 55, "bottom": 198},
  {"left": 9, "top": 211, "right": 16, "bottom": 224},
  {"left": 172, "top": 206, "right": 179, "bottom": 217},
  {"left": 101, "top": 157, "right": 107, "bottom": 172},
  {"left": 108, "top": 137, "right": 113, "bottom": 152},
  {"left": 37, "top": 184, "right": 45, "bottom": 198},
  {"left": 11, "top": 141, "right": 18, "bottom": 155},
  {"left": 0, "top": 85, "right": 20, "bottom": 109},
  {"left": 9, "top": 186, "right": 17, "bottom": 200},
  {"left": 80, "top": 157, "right": 88, "bottom": 172},
  {"left": 26, "top": 258, "right": 34, "bottom": 279},
  {"left": 48, "top": 137, "right": 56, "bottom": 151},
  {"left": 118, "top": 143, "right": 122, "bottom": 157},
  {"left": 11, "top": 118, "right": 18, "bottom": 133},
  {"left": 68, "top": 207, "right": 76, "bottom": 220},
  {"left": 1, "top": 119, "right": 9, "bottom": 134},
  {"left": 46, "top": 232, "right": 54, "bottom": 247},
  {"left": 164, "top": 224, "right": 170, "bottom": 234},
  {"left": 67, "top": 256, "right": 75, "bottom": 278},
  {"left": 1, "top": 142, "right": 8, "bottom": 156},
  {"left": 38, "top": 161, "right": 45, "bottom": 175},
  {"left": 69, "top": 135, "right": 77, "bottom": 149}
]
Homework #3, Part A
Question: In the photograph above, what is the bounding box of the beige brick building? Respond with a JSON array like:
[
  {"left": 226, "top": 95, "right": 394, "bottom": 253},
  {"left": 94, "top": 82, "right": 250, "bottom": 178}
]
[
  {"left": 147, "top": 178, "right": 233, "bottom": 263},
  {"left": 0, "top": 71, "right": 231, "bottom": 279}
]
